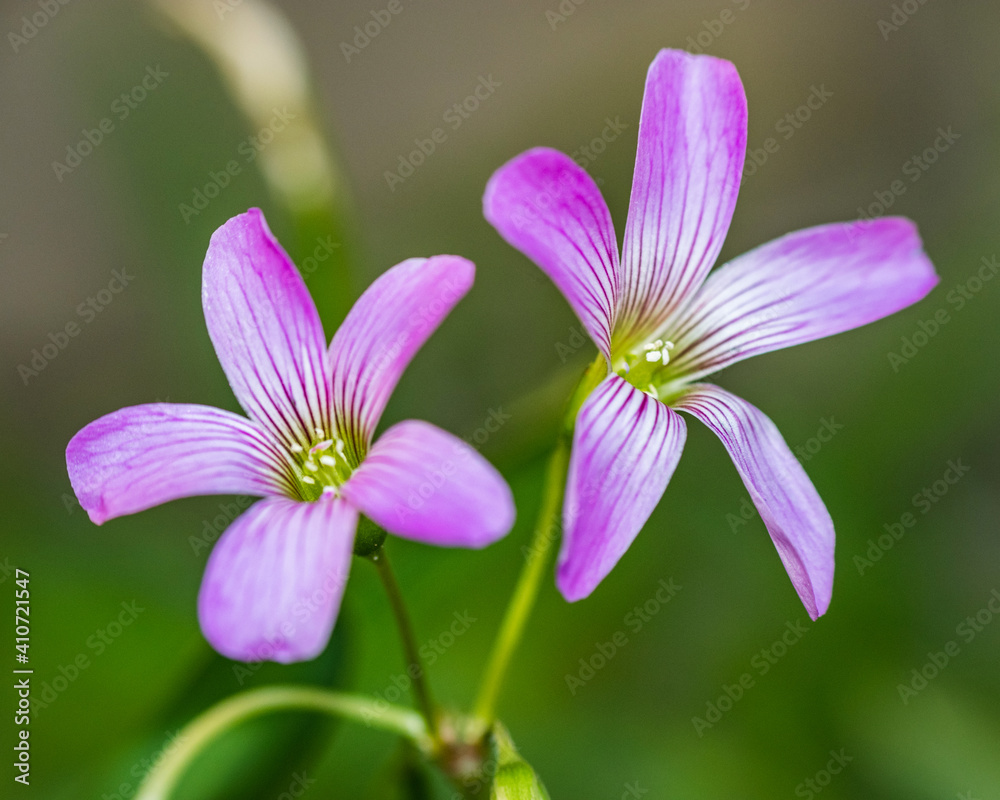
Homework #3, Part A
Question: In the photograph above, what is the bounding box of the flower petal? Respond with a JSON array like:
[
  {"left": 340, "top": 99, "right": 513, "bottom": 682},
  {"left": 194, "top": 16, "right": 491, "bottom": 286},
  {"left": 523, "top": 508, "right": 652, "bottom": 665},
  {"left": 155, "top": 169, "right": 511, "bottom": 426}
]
[
  {"left": 484, "top": 147, "right": 620, "bottom": 361},
  {"left": 327, "top": 256, "right": 473, "bottom": 458},
  {"left": 616, "top": 50, "right": 747, "bottom": 350},
  {"left": 667, "top": 218, "right": 939, "bottom": 379},
  {"left": 66, "top": 403, "right": 292, "bottom": 525},
  {"left": 557, "top": 376, "right": 687, "bottom": 602},
  {"left": 198, "top": 494, "right": 356, "bottom": 663},
  {"left": 203, "top": 208, "right": 330, "bottom": 447},
  {"left": 673, "top": 384, "right": 834, "bottom": 620},
  {"left": 341, "top": 420, "right": 515, "bottom": 548}
]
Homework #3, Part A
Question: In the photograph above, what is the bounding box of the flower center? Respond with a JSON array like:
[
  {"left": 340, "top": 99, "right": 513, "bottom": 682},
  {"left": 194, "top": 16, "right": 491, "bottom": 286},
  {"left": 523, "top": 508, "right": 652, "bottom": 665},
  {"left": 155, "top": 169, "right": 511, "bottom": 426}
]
[
  {"left": 616, "top": 339, "right": 678, "bottom": 398},
  {"left": 288, "top": 427, "right": 356, "bottom": 501}
]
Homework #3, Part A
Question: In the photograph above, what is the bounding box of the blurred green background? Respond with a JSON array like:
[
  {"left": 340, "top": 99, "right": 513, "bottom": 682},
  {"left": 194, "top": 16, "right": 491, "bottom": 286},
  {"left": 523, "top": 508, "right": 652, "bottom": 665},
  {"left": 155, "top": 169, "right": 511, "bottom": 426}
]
[{"left": 2, "top": 0, "right": 999, "bottom": 797}]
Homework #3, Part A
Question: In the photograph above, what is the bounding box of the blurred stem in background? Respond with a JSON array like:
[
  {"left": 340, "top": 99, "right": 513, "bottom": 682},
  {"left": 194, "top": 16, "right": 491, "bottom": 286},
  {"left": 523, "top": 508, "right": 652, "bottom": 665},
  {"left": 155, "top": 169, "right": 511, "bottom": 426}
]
[
  {"left": 135, "top": 687, "right": 432, "bottom": 800},
  {"left": 148, "top": 0, "right": 357, "bottom": 322}
]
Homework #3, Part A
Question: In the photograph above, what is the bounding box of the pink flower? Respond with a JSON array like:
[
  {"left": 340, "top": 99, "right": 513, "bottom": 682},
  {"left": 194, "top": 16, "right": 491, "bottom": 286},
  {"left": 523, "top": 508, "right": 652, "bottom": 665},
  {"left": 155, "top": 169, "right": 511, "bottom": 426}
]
[
  {"left": 484, "top": 50, "right": 937, "bottom": 618},
  {"left": 67, "top": 209, "right": 514, "bottom": 662}
]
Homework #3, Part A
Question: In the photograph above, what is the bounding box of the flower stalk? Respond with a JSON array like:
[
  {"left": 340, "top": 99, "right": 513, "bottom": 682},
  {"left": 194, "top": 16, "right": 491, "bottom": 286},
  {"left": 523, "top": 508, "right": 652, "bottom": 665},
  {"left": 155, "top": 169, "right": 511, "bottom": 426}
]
[
  {"left": 473, "top": 434, "right": 570, "bottom": 727},
  {"left": 369, "top": 545, "right": 440, "bottom": 741},
  {"left": 135, "top": 686, "right": 431, "bottom": 800}
]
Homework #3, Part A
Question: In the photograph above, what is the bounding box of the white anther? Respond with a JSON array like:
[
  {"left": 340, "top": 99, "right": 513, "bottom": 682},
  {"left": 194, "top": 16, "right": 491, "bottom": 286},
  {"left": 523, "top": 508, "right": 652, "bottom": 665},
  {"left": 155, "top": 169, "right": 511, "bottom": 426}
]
[
  {"left": 289, "top": 443, "right": 303, "bottom": 453},
  {"left": 301, "top": 475, "right": 316, "bottom": 484},
  {"left": 319, "top": 455, "right": 336, "bottom": 467},
  {"left": 314, "top": 427, "right": 326, "bottom": 437},
  {"left": 305, "top": 460, "right": 319, "bottom": 472},
  {"left": 645, "top": 350, "right": 662, "bottom": 362}
]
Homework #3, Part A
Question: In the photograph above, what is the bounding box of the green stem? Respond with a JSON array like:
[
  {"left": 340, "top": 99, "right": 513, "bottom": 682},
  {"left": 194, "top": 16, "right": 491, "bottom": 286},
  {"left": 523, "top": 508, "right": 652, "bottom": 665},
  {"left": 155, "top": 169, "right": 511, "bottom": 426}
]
[
  {"left": 371, "top": 547, "right": 440, "bottom": 739},
  {"left": 472, "top": 436, "right": 570, "bottom": 725},
  {"left": 135, "top": 686, "right": 430, "bottom": 800}
]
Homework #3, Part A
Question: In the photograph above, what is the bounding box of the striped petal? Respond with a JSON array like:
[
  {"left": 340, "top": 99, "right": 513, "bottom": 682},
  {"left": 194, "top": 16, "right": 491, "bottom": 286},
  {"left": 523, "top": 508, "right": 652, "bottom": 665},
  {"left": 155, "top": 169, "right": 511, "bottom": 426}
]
[
  {"left": 674, "top": 384, "right": 834, "bottom": 620},
  {"left": 341, "top": 420, "right": 515, "bottom": 548},
  {"left": 328, "top": 256, "right": 473, "bottom": 460},
  {"left": 66, "top": 403, "right": 291, "bottom": 525},
  {"left": 198, "top": 494, "right": 357, "bottom": 663},
  {"left": 484, "top": 147, "right": 620, "bottom": 361},
  {"left": 667, "top": 218, "right": 939, "bottom": 380},
  {"left": 616, "top": 50, "right": 747, "bottom": 351},
  {"left": 558, "top": 376, "right": 687, "bottom": 601},
  {"left": 203, "top": 208, "right": 331, "bottom": 449}
]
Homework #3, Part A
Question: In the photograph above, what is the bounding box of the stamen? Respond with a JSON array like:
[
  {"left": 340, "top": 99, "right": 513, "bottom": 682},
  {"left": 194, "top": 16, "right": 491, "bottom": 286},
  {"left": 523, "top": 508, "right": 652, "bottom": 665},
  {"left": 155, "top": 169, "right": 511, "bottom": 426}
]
[
  {"left": 287, "top": 428, "right": 353, "bottom": 499},
  {"left": 640, "top": 339, "right": 676, "bottom": 366}
]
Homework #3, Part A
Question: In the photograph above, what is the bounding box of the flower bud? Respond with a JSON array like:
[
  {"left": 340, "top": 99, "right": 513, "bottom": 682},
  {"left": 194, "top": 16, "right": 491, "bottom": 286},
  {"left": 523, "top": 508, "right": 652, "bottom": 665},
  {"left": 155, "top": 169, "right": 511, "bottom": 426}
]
[
  {"left": 489, "top": 723, "right": 550, "bottom": 800},
  {"left": 353, "top": 516, "right": 387, "bottom": 557}
]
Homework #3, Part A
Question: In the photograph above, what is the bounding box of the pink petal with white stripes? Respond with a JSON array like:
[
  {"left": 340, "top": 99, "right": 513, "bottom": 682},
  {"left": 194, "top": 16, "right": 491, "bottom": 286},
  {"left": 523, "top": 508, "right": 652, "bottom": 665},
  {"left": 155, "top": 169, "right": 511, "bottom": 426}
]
[
  {"left": 198, "top": 494, "right": 357, "bottom": 663},
  {"left": 202, "top": 208, "right": 331, "bottom": 448},
  {"left": 667, "top": 218, "right": 939, "bottom": 380},
  {"left": 327, "top": 256, "right": 473, "bottom": 459},
  {"left": 674, "top": 384, "right": 834, "bottom": 619},
  {"left": 484, "top": 147, "right": 620, "bottom": 361},
  {"left": 66, "top": 403, "right": 291, "bottom": 524},
  {"left": 616, "top": 50, "right": 747, "bottom": 351},
  {"left": 341, "top": 420, "right": 515, "bottom": 548},
  {"left": 558, "top": 376, "right": 687, "bottom": 601}
]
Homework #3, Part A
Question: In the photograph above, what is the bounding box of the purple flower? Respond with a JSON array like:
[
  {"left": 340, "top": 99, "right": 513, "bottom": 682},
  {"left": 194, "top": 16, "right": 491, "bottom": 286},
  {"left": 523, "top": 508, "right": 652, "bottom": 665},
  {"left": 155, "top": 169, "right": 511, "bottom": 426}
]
[
  {"left": 67, "top": 209, "right": 515, "bottom": 662},
  {"left": 484, "top": 50, "right": 937, "bottom": 618}
]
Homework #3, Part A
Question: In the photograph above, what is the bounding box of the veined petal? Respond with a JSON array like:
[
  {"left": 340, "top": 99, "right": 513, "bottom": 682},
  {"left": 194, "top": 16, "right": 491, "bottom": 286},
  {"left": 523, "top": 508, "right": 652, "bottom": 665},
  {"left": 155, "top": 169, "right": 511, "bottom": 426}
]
[
  {"left": 558, "top": 376, "right": 687, "bottom": 602},
  {"left": 667, "top": 218, "right": 939, "bottom": 379},
  {"left": 341, "top": 420, "right": 514, "bottom": 548},
  {"left": 327, "top": 256, "right": 474, "bottom": 459},
  {"left": 198, "top": 494, "right": 356, "bottom": 663},
  {"left": 484, "top": 147, "right": 620, "bottom": 361},
  {"left": 674, "top": 384, "right": 834, "bottom": 620},
  {"left": 66, "top": 403, "right": 292, "bottom": 525},
  {"left": 617, "top": 50, "right": 747, "bottom": 350},
  {"left": 203, "top": 208, "right": 330, "bottom": 448}
]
